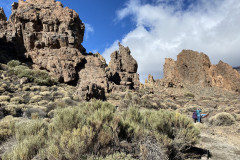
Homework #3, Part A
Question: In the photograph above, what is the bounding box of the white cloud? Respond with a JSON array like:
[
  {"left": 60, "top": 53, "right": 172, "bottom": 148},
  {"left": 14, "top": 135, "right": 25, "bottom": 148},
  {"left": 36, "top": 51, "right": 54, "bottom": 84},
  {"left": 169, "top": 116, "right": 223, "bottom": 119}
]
[
  {"left": 102, "top": 0, "right": 240, "bottom": 82},
  {"left": 84, "top": 23, "right": 94, "bottom": 40}
]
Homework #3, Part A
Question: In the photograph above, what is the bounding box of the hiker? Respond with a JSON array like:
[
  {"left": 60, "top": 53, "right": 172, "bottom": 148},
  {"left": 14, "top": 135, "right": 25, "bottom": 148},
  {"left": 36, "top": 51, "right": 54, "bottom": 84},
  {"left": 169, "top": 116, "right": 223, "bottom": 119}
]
[{"left": 192, "top": 108, "right": 209, "bottom": 123}]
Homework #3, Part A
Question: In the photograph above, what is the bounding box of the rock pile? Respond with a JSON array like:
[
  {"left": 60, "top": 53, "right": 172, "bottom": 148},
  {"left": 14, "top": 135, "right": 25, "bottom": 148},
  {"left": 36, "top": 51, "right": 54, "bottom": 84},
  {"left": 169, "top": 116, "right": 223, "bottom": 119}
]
[
  {"left": 0, "top": 0, "right": 140, "bottom": 100},
  {"left": 163, "top": 50, "right": 240, "bottom": 93}
]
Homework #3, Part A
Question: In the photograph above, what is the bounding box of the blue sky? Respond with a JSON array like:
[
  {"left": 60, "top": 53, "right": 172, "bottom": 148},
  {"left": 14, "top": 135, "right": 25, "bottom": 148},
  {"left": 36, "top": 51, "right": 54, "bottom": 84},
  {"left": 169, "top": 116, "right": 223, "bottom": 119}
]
[
  {"left": 1, "top": 0, "right": 135, "bottom": 54},
  {"left": 1, "top": 0, "right": 240, "bottom": 81}
]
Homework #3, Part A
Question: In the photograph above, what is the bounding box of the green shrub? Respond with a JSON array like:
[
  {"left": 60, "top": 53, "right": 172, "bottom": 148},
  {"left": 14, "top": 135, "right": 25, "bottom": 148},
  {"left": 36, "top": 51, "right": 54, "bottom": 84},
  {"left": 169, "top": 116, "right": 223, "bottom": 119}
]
[
  {"left": 2, "top": 119, "right": 48, "bottom": 160},
  {"left": 209, "top": 112, "right": 235, "bottom": 126},
  {"left": 119, "top": 106, "right": 200, "bottom": 151},
  {"left": 0, "top": 116, "right": 18, "bottom": 144},
  {"left": 8, "top": 64, "right": 57, "bottom": 86},
  {"left": 3, "top": 101, "right": 200, "bottom": 159},
  {"left": 42, "top": 100, "right": 117, "bottom": 159},
  {"left": 184, "top": 93, "right": 195, "bottom": 98},
  {"left": 7, "top": 60, "right": 21, "bottom": 68}
]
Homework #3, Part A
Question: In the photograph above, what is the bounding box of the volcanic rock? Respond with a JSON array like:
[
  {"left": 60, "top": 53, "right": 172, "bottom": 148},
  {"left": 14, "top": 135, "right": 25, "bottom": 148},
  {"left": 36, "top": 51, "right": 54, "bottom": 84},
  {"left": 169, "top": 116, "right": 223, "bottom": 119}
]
[
  {"left": 0, "top": 1, "right": 140, "bottom": 100},
  {"left": 163, "top": 50, "right": 240, "bottom": 93},
  {"left": 75, "top": 54, "right": 108, "bottom": 101},
  {"left": 3, "top": 0, "right": 85, "bottom": 83},
  {"left": 0, "top": 8, "right": 7, "bottom": 22},
  {"left": 108, "top": 43, "right": 140, "bottom": 92}
]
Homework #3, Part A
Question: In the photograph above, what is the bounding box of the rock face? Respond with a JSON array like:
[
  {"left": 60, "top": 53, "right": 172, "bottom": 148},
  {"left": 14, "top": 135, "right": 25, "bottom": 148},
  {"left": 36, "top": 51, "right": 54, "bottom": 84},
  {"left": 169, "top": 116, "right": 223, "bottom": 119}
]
[
  {"left": 0, "top": 1, "right": 140, "bottom": 100},
  {"left": 75, "top": 44, "right": 140, "bottom": 100},
  {"left": 1, "top": 0, "right": 85, "bottom": 83},
  {"left": 163, "top": 50, "right": 240, "bottom": 93},
  {"left": 108, "top": 43, "right": 140, "bottom": 92},
  {"left": 0, "top": 8, "right": 7, "bottom": 22}
]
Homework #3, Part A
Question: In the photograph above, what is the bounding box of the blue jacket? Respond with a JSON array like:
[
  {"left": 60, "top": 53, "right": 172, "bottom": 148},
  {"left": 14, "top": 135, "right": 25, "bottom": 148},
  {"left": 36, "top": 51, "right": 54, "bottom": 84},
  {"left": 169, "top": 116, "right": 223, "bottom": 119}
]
[{"left": 196, "top": 109, "right": 201, "bottom": 117}]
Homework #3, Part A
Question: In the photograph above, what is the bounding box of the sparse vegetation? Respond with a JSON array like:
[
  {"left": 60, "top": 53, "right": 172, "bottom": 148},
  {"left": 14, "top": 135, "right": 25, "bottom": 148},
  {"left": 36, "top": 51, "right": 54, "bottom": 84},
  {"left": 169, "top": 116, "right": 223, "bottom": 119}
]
[
  {"left": 7, "top": 60, "right": 57, "bottom": 86},
  {"left": 2, "top": 100, "right": 200, "bottom": 159},
  {"left": 0, "top": 116, "right": 18, "bottom": 144}
]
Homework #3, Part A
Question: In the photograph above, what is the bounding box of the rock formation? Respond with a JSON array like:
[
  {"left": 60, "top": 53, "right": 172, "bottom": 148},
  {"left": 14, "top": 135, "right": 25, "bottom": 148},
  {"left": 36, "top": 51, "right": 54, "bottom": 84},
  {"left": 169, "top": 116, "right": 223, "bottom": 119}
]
[
  {"left": 0, "top": 0, "right": 140, "bottom": 100},
  {"left": 163, "top": 50, "right": 240, "bottom": 93},
  {"left": 0, "top": 8, "right": 7, "bottom": 22},
  {"left": 1, "top": 0, "right": 85, "bottom": 83},
  {"left": 108, "top": 43, "right": 140, "bottom": 92}
]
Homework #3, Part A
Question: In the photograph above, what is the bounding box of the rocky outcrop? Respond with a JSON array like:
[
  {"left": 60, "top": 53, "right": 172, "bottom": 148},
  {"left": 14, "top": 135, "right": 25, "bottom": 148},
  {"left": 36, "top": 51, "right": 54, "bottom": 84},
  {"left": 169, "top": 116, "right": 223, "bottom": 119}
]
[
  {"left": 75, "top": 54, "right": 108, "bottom": 101},
  {"left": 108, "top": 43, "right": 140, "bottom": 92},
  {"left": 0, "top": 1, "right": 140, "bottom": 101},
  {"left": 75, "top": 44, "right": 140, "bottom": 100},
  {"left": 1, "top": 0, "right": 85, "bottom": 83},
  {"left": 163, "top": 50, "right": 240, "bottom": 93},
  {"left": 0, "top": 8, "right": 7, "bottom": 22}
]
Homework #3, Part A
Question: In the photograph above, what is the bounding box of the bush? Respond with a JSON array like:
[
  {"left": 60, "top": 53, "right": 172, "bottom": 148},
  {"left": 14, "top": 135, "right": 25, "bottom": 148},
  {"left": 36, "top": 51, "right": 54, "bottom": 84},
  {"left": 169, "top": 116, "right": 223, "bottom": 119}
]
[
  {"left": 119, "top": 106, "right": 200, "bottom": 151},
  {"left": 41, "top": 100, "right": 117, "bottom": 159},
  {"left": 2, "top": 119, "right": 48, "bottom": 160},
  {"left": 0, "top": 116, "right": 18, "bottom": 144},
  {"left": 209, "top": 112, "right": 235, "bottom": 126},
  {"left": 8, "top": 63, "right": 57, "bottom": 86},
  {"left": 7, "top": 60, "right": 21, "bottom": 68}
]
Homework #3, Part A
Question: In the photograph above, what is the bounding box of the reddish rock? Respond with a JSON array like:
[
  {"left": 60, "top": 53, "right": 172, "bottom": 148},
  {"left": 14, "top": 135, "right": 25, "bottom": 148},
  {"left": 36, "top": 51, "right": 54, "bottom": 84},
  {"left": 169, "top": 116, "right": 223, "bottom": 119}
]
[{"left": 163, "top": 50, "right": 240, "bottom": 93}]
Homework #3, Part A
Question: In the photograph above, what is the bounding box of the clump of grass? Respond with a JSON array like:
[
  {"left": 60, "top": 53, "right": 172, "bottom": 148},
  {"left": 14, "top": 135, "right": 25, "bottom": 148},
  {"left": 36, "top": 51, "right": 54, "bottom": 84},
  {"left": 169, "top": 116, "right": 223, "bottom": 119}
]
[
  {"left": 7, "top": 60, "right": 57, "bottom": 86},
  {"left": 209, "top": 112, "right": 235, "bottom": 126},
  {"left": 184, "top": 93, "right": 195, "bottom": 98},
  {"left": 0, "top": 116, "right": 18, "bottom": 144}
]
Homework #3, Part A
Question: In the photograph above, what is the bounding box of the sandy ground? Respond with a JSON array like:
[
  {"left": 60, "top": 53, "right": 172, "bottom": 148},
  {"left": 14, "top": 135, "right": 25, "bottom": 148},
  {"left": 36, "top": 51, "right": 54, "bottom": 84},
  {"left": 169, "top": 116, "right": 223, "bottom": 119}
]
[{"left": 196, "top": 124, "right": 240, "bottom": 160}]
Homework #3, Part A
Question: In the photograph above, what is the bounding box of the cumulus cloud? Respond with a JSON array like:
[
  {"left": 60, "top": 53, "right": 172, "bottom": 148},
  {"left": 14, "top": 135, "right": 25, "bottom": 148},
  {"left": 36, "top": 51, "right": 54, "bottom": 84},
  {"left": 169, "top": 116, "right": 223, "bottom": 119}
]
[{"left": 102, "top": 0, "right": 240, "bottom": 82}]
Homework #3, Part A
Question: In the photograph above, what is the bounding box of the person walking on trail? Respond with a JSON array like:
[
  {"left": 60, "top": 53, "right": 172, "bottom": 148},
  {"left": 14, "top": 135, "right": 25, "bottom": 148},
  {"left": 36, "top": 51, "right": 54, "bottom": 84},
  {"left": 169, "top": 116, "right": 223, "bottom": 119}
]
[
  {"left": 193, "top": 108, "right": 209, "bottom": 123},
  {"left": 196, "top": 108, "right": 202, "bottom": 122}
]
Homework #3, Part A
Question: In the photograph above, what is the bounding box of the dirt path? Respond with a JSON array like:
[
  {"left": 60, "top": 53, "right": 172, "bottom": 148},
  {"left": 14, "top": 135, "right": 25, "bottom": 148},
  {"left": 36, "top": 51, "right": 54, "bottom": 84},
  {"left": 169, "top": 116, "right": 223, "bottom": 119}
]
[{"left": 197, "top": 125, "right": 240, "bottom": 160}]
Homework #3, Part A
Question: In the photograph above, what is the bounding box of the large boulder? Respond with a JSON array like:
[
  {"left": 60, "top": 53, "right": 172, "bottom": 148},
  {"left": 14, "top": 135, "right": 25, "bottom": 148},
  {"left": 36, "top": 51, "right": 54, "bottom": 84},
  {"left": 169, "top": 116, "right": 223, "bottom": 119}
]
[{"left": 163, "top": 50, "right": 240, "bottom": 93}]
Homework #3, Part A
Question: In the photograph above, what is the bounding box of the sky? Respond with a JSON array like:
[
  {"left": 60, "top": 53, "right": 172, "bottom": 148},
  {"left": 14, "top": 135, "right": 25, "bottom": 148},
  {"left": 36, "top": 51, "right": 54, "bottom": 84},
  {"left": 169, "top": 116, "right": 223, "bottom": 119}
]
[{"left": 1, "top": 0, "right": 240, "bottom": 82}]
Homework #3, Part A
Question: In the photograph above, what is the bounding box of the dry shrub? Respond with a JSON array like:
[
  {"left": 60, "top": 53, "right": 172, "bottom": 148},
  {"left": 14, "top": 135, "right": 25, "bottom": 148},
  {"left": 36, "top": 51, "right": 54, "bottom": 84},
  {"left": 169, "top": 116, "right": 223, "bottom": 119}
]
[
  {"left": 209, "top": 112, "right": 235, "bottom": 126},
  {"left": 119, "top": 106, "right": 200, "bottom": 152},
  {"left": 2, "top": 119, "right": 48, "bottom": 160},
  {"left": 0, "top": 116, "right": 18, "bottom": 144}
]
